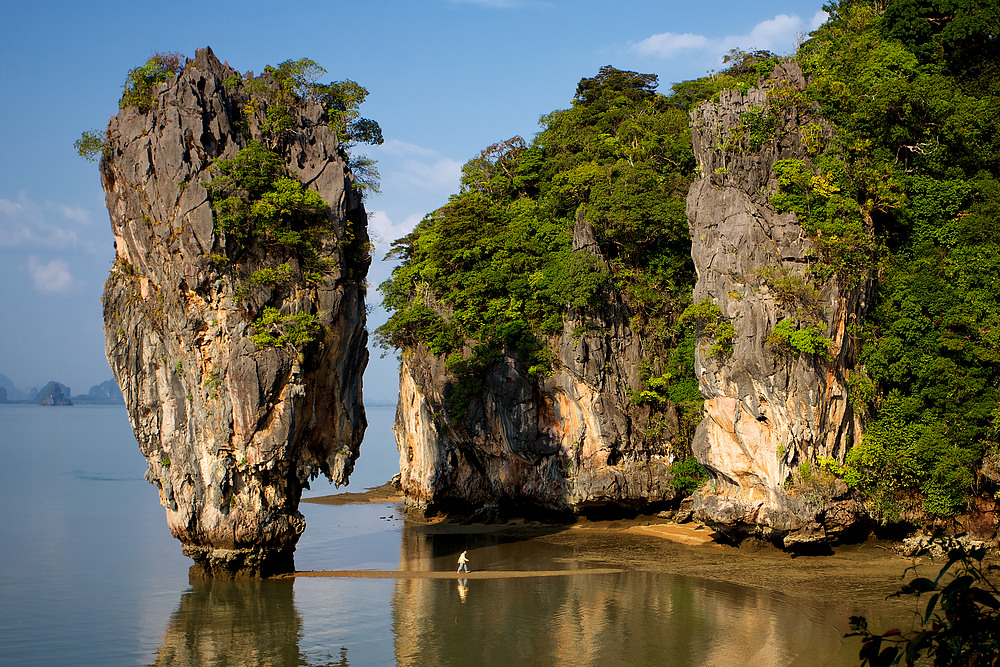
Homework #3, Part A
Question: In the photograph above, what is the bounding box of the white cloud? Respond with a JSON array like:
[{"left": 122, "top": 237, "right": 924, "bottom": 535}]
[
  {"left": 0, "top": 194, "right": 90, "bottom": 249},
  {"left": 368, "top": 210, "right": 424, "bottom": 247},
  {"left": 396, "top": 155, "right": 463, "bottom": 192},
  {"left": 633, "top": 33, "right": 710, "bottom": 59},
  {"left": 746, "top": 14, "right": 804, "bottom": 51},
  {"left": 632, "top": 12, "right": 827, "bottom": 66},
  {"left": 369, "top": 140, "right": 462, "bottom": 197},
  {"left": 377, "top": 139, "right": 441, "bottom": 159},
  {"left": 53, "top": 204, "right": 92, "bottom": 225},
  {"left": 28, "top": 255, "right": 74, "bottom": 293}
]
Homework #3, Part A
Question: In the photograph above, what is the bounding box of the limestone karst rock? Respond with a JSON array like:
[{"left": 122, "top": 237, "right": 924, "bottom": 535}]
[
  {"left": 100, "top": 48, "right": 369, "bottom": 576},
  {"left": 86, "top": 379, "right": 124, "bottom": 403},
  {"left": 395, "top": 214, "right": 679, "bottom": 515},
  {"left": 686, "top": 63, "right": 870, "bottom": 546},
  {"left": 37, "top": 381, "right": 73, "bottom": 406}
]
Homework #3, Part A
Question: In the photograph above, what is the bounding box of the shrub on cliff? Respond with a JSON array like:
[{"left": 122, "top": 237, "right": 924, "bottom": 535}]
[
  {"left": 797, "top": 0, "right": 1000, "bottom": 521},
  {"left": 250, "top": 308, "right": 321, "bottom": 348},
  {"left": 208, "top": 140, "right": 331, "bottom": 253},
  {"left": 668, "top": 456, "right": 707, "bottom": 495},
  {"left": 76, "top": 51, "right": 186, "bottom": 157},
  {"left": 120, "top": 51, "right": 184, "bottom": 112},
  {"left": 74, "top": 129, "right": 110, "bottom": 162},
  {"left": 377, "top": 65, "right": 705, "bottom": 431},
  {"left": 239, "top": 58, "right": 383, "bottom": 194}
]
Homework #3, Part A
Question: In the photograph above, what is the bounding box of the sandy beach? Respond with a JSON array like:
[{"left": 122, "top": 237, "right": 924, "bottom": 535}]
[{"left": 302, "top": 486, "right": 935, "bottom": 618}]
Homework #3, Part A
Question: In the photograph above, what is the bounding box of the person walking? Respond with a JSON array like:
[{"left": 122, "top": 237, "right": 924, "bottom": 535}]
[{"left": 457, "top": 550, "right": 469, "bottom": 573}]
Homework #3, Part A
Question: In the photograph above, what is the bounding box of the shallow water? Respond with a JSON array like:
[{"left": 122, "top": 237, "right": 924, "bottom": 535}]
[{"left": 0, "top": 404, "right": 883, "bottom": 665}]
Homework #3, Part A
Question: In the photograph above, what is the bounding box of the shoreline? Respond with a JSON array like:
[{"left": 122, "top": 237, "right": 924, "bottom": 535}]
[
  {"left": 301, "top": 485, "right": 933, "bottom": 612},
  {"left": 302, "top": 482, "right": 403, "bottom": 506},
  {"left": 287, "top": 568, "right": 625, "bottom": 579}
]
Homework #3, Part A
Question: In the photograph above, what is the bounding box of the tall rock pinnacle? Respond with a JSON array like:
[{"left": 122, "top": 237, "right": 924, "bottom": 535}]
[
  {"left": 100, "top": 48, "right": 369, "bottom": 576},
  {"left": 686, "top": 63, "right": 871, "bottom": 546}
]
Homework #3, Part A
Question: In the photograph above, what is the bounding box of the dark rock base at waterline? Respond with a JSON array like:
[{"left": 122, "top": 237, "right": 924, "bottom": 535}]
[{"left": 183, "top": 545, "right": 296, "bottom": 579}]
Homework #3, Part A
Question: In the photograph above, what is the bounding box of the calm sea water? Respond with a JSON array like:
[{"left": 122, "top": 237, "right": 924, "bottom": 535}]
[{"left": 0, "top": 404, "right": 877, "bottom": 666}]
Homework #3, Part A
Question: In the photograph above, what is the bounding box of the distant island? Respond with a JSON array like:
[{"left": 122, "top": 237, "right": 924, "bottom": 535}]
[{"left": 0, "top": 374, "right": 124, "bottom": 406}]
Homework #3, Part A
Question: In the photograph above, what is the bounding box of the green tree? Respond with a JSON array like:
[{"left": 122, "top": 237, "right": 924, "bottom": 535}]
[
  {"left": 208, "top": 140, "right": 330, "bottom": 253},
  {"left": 799, "top": 0, "right": 1000, "bottom": 519},
  {"left": 120, "top": 51, "right": 184, "bottom": 112},
  {"left": 74, "top": 129, "right": 107, "bottom": 162}
]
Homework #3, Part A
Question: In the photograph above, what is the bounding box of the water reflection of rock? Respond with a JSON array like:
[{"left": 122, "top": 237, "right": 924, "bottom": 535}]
[
  {"left": 393, "top": 527, "right": 854, "bottom": 665},
  {"left": 151, "top": 579, "right": 305, "bottom": 666}
]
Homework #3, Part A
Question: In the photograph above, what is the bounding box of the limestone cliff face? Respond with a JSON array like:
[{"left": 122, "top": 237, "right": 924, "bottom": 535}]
[
  {"left": 686, "top": 63, "right": 869, "bottom": 545},
  {"left": 395, "top": 217, "right": 679, "bottom": 514},
  {"left": 101, "top": 48, "right": 368, "bottom": 576}
]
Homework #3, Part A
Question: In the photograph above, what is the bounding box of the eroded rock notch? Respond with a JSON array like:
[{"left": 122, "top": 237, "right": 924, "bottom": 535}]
[{"left": 100, "top": 48, "right": 370, "bottom": 576}]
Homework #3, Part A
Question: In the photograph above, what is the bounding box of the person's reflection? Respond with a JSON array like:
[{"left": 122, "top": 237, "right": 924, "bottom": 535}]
[
  {"left": 457, "top": 578, "right": 469, "bottom": 603},
  {"left": 150, "top": 577, "right": 304, "bottom": 666}
]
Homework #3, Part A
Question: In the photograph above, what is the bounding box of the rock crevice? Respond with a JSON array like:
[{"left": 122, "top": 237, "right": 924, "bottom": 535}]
[{"left": 686, "top": 62, "right": 871, "bottom": 546}]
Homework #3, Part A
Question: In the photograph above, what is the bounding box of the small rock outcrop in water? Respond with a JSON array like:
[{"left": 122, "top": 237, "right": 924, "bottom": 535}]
[
  {"left": 686, "top": 63, "right": 871, "bottom": 546},
  {"left": 37, "top": 381, "right": 73, "bottom": 406},
  {"left": 100, "top": 48, "right": 369, "bottom": 576},
  {"left": 72, "top": 379, "right": 125, "bottom": 404},
  {"left": 395, "top": 215, "right": 678, "bottom": 514}
]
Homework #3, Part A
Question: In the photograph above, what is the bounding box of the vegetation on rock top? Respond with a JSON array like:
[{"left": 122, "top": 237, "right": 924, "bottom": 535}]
[
  {"left": 80, "top": 51, "right": 380, "bottom": 354},
  {"left": 379, "top": 0, "right": 1000, "bottom": 522},
  {"left": 377, "top": 62, "right": 769, "bottom": 452}
]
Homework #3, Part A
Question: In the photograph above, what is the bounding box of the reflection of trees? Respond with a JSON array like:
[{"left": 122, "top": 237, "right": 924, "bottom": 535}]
[{"left": 392, "top": 527, "right": 853, "bottom": 666}]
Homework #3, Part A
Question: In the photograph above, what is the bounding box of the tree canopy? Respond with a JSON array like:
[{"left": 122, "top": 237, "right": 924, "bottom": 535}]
[
  {"left": 381, "top": 0, "right": 1000, "bottom": 521},
  {"left": 798, "top": 0, "right": 1000, "bottom": 519},
  {"left": 378, "top": 62, "right": 764, "bottom": 439}
]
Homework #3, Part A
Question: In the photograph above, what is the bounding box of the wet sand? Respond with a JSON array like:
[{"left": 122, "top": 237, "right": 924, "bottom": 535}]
[
  {"left": 302, "top": 482, "right": 403, "bottom": 506},
  {"left": 288, "top": 568, "right": 624, "bottom": 579},
  {"left": 302, "top": 488, "right": 946, "bottom": 620}
]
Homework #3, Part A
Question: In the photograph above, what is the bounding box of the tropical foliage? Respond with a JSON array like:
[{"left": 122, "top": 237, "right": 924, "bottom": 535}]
[
  {"left": 848, "top": 539, "right": 999, "bottom": 666},
  {"left": 250, "top": 307, "right": 321, "bottom": 349},
  {"left": 795, "top": 0, "right": 1000, "bottom": 521},
  {"left": 120, "top": 51, "right": 184, "bottom": 112},
  {"left": 228, "top": 58, "right": 384, "bottom": 196},
  {"left": 207, "top": 140, "right": 331, "bottom": 254},
  {"left": 376, "top": 64, "right": 751, "bottom": 432},
  {"left": 74, "top": 129, "right": 109, "bottom": 162}
]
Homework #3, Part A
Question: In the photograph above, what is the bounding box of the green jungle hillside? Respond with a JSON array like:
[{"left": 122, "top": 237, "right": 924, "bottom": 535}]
[{"left": 378, "top": 0, "right": 1000, "bottom": 525}]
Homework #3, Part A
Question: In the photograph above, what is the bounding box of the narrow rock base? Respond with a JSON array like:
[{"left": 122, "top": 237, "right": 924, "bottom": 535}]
[{"left": 183, "top": 545, "right": 295, "bottom": 579}]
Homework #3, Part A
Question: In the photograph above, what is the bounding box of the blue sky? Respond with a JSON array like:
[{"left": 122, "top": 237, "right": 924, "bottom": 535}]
[{"left": 0, "top": 0, "right": 827, "bottom": 400}]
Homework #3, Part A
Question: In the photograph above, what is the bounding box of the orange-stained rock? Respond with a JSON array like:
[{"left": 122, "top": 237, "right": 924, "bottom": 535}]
[{"left": 686, "top": 63, "right": 871, "bottom": 546}]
